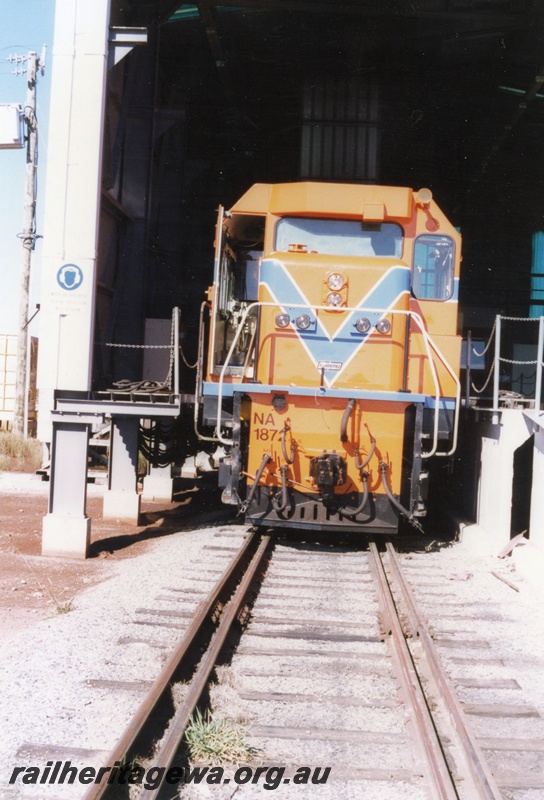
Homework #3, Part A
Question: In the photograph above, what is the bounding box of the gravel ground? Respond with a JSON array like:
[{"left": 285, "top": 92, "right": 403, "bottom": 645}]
[
  {"left": 0, "top": 509, "right": 249, "bottom": 799},
  {"left": 1, "top": 474, "right": 544, "bottom": 800}
]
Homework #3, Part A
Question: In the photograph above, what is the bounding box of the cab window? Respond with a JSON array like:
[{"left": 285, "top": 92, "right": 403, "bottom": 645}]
[
  {"left": 275, "top": 217, "right": 403, "bottom": 258},
  {"left": 412, "top": 235, "right": 454, "bottom": 300}
]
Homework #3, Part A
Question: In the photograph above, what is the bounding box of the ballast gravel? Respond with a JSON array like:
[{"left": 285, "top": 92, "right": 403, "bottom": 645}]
[
  {"left": 0, "top": 520, "right": 249, "bottom": 799},
  {"left": 0, "top": 488, "right": 543, "bottom": 799}
]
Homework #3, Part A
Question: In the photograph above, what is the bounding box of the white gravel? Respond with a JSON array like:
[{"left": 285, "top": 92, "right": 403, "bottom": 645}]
[
  {"left": 1, "top": 502, "right": 544, "bottom": 800},
  {"left": 0, "top": 522, "right": 249, "bottom": 799}
]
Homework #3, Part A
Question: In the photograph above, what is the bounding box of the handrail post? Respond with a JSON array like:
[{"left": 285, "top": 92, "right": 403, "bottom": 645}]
[
  {"left": 492, "top": 314, "right": 501, "bottom": 424},
  {"left": 173, "top": 306, "right": 180, "bottom": 395},
  {"left": 535, "top": 316, "right": 544, "bottom": 413},
  {"left": 465, "top": 330, "right": 472, "bottom": 409}
]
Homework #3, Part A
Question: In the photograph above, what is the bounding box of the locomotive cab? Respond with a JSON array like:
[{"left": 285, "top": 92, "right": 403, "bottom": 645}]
[{"left": 195, "top": 182, "right": 461, "bottom": 534}]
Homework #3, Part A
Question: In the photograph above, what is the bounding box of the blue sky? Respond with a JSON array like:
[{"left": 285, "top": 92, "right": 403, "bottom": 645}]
[{"left": 0, "top": 0, "right": 55, "bottom": 335}]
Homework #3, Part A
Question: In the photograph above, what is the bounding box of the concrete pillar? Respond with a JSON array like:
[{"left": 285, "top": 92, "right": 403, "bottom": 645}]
[
  {"left": 529, "top": 426, "right": 544, "bottom": 551},
  {"left": 103, "top": 416, "right": 141, "bottom": 523},
  {"left": 42, "top": 420, "right": 91, "bottom": 558},
  {"left": 37, "top": 0, "right": 112, "bottom": 444},
  {"left": 141, "top": 463, "right": 174, "bottom": 502},
  {"left": 140, "top": 419, "right": 174, "bottom": 501},
  {"left": 477, "top": 409, "right": 532, "bottom": 546}
]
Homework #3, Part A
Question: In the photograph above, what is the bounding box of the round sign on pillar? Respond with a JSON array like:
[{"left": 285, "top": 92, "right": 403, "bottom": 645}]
[
  {"left": 50, "top": 263, "right": 88, "bottom": 313},
  {"left": 57, "top": 264, "right": 84, "bottom": 291}
]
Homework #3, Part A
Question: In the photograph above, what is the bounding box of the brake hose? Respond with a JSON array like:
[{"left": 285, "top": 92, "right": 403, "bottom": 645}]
[{"left": 339, "top": 471, "right": 370, "bottom": 520}]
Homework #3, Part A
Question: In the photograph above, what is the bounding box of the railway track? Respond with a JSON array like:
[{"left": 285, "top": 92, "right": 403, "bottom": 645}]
[{"left": 72, "top": 530, "right": 544, "bottom": 800}]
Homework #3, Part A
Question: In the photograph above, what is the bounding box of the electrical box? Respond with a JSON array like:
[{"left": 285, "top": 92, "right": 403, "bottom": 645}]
[{"left": 0, "top": 104, "right": 23, "bottom": 149}]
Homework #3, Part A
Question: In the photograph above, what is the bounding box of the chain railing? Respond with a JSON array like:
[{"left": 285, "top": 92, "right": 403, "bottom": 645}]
[
  {"left": 467, "top": 314, "right": 544, "bottom": 422},
  {"left": 104, "top": 307, "right": 180, "bottom": 394}
]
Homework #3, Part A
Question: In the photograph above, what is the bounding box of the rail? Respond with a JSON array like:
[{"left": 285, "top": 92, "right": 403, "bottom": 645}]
[
  {"left": 211, "top": 301, "right": 460, "bottom": 459},
  {"left": 383, "top": 542, "right": 504, "bottom": 800},
  {"left": 368, "top": 542, "right": 458, "bottom": 799},
  {"left": 83, "top": 531, "right": 270, "bottom": 800}
]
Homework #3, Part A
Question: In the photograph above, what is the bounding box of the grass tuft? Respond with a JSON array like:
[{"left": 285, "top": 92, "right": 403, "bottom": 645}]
[
  {"left": 0, "top": 432, "right": 42, "bottom": 472},
  {"left": 184, "top": 709, "right": 255, "bottom": 765},
  {"left": 53, "top": 600, "right": 74, "bottom": 615}
]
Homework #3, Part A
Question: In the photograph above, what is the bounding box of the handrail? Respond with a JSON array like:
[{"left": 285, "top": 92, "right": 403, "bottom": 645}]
[
  {"left": 490, "top": 314, "right": 544, "bottom": 422},
  {"left": 194, "top": 302, "right": 219, "bottom": 443},
  {"left": 213, "top": 301, "right": 461, "bottom": 457},
  {"left": 173, "top": 306, "right": 180, "bottom": 394}
]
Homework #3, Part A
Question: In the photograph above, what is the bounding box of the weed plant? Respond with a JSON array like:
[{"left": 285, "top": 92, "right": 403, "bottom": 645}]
[
  {"left": 0, "top": 432, "right": 42, "bottom": 472},
  {"left": 184, "top": 709, "right": 254, "bottom": 765}
]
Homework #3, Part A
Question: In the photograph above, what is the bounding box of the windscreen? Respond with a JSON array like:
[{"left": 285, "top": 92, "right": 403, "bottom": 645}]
[{"left": 275, "top": 217, "right": 403, "bottom": 257}]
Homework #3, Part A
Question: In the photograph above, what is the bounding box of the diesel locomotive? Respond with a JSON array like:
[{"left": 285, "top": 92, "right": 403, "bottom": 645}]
[{"left": 193, "top": 181, "right": 461, "bottom": 534}]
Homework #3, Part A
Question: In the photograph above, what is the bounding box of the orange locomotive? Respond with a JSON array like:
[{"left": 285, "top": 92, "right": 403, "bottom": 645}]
[{"left": 195, "top": 182, "right": 461, "bottom": 534}]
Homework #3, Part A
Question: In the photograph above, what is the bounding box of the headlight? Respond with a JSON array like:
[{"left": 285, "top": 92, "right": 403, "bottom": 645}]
[
  {"left": 326, "top": 292, "right": 343, "bottom": 307},
  {"left": 295, "top": 314, "right": 311, "bottom": 330},
  {"left": 327, "top": 272, "right": 344, "bottom": 291},
  {"left": 376, "top": 318, "right": 391, "bottom": 334},
  {"left": 275, "top": 313, "right": 290, "bottom": 328},
  {"left": 355, "top": 317, "right": 371, "bottom": 333}
]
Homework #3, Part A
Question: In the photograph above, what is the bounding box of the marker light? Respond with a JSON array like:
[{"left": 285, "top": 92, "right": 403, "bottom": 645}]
[
  {"left": 355, "top": 317, "right": 371, "bottom": 334},
  {"left": 376, "top": 318, "right": 391, "bottom": 334},
  {"left": 327, "top": 272, "right": 344, "bottom": 291},
  {"left": 295, "top": 314, "right": 311, "bottom": 330},
  {"left": 275, "top": 313, "right": 290, "bottom": 328},
  {"left": 326, "top": 292, "right": 343, "bottom": 307},
  {"left": 416, "top": 188, "right": 433, "bottom": 206}
]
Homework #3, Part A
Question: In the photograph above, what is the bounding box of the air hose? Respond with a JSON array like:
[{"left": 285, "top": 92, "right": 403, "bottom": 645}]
[
  {"left": 239, "top": 453, "right": 272, "bottom": 514},
  {"left": 339, "top": 471, "right": 370, "bottom": 520},
  {"left": 340, "top": 398, "right": 356, "bottom": 443},
  {"left": 355, "top": 437, "right": 376, "bottom": 470},
  {"left": 272, "top": 464, "right": 290, "bottom": 513},
  {"left": 281, "top": 425, "right": 296, "bottom": 464},
  {"left": 379, "top": 461, "right": 412, "bottom": 520}
]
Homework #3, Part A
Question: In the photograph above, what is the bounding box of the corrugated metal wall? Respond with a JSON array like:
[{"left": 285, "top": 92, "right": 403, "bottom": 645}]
[{"left": 300, "top": 78, "right": 380, "bottom": 182}]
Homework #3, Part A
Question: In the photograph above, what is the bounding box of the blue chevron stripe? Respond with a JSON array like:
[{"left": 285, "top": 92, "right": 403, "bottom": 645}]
[{"left": 260, "top": 258, "right": 411, "bottom": 386}]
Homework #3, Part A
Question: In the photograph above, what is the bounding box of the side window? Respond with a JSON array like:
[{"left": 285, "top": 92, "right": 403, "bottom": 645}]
[{"left": 412, "top": 235, "right": 455, "bottom": 301}]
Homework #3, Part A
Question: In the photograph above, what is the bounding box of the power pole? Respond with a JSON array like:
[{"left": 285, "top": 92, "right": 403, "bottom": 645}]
[{"left": 13, "top": 50, "right": 44, "bottom": 436}]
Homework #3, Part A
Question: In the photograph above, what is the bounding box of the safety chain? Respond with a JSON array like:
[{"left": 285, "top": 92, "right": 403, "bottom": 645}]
[
  {"left": 105, "top": 342, "right": 171, "bottom": 348},
  {"left": 471, "top": 318, "right": 496, "bottom": 358},
  {"left": 500, "top": 356, "right": 543, "bottom": 365},
  {"left": 471, "top": 361, "right": 494, "bottom": 394},
  {"left": 180, "top": 340, "right": 198, "bottom": 369},
  {"left": 105, "top": 312, "right": 177, "bottom": 390},
  {"left": 501, "top": 316, "right": 540, "bottom": 322}
]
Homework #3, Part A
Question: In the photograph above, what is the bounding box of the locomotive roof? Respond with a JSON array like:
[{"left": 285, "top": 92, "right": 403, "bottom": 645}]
[{"left": 229, "top": 181, "right": 414, "bottom": 221}]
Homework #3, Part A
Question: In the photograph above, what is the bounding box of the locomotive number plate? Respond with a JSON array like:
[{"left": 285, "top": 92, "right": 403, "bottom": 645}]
[{"left": 253, "top": 411, "right": 280, "bottom": 441}]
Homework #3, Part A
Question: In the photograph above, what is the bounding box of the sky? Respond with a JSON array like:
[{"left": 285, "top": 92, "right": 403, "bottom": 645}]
[{"left": 0, "top": 0, "right": 55, "bottom": 336}]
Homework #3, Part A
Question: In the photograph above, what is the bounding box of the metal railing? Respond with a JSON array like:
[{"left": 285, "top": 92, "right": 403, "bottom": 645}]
[
  {"left": 104, "top": 306, "right": 181, "bottom": 395},
  {"left": 468, "top": 314, "right": 544, "bottom": 424},
  {"left": 208, "top": 300, "right": 461, "bottom": 459}
]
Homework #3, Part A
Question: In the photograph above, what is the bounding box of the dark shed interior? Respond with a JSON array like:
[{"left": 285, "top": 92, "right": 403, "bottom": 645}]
[{"left": 95, "top": 1, "right": 544, "bottom": 388}]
